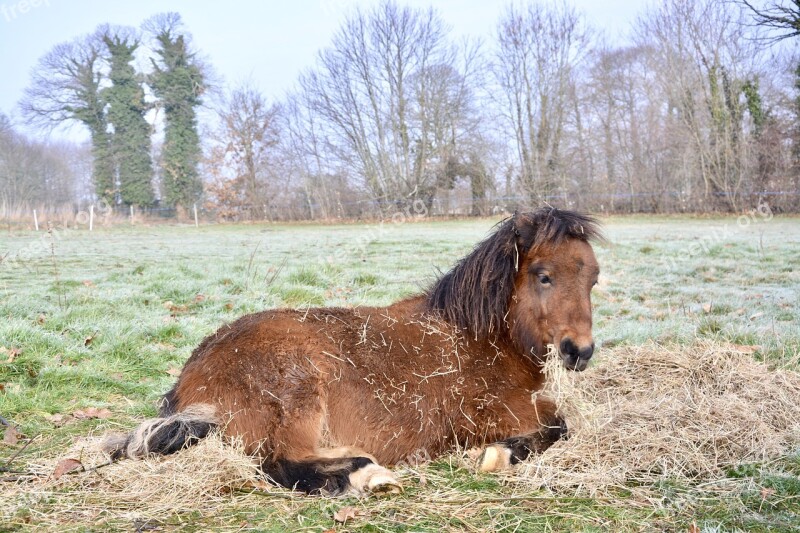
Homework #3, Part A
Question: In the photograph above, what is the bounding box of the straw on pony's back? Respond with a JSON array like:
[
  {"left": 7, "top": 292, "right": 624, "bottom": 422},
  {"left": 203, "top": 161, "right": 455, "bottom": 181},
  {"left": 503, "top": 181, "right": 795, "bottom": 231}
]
[{"left": 104, "top": 208, "right": 602, "bottom": 495}]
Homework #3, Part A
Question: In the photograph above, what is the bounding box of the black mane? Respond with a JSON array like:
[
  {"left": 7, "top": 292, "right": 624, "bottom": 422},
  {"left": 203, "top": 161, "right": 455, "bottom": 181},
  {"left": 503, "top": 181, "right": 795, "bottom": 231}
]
[{"left": 425, "top": 208, "right": 603, "bottom": 338}]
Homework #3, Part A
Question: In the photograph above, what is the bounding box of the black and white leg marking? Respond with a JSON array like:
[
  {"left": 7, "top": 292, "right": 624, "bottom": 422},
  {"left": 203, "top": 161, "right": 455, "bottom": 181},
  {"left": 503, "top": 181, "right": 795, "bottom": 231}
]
[{"left": 477, "top": 417, "right": 568, "bottom": 472}]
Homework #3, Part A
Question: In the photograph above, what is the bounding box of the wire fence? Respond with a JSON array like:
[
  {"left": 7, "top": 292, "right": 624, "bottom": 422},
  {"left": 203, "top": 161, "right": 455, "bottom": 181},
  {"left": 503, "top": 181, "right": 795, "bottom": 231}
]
[{"left": 3, "top": 188, "right": 800, "bottom": 232}]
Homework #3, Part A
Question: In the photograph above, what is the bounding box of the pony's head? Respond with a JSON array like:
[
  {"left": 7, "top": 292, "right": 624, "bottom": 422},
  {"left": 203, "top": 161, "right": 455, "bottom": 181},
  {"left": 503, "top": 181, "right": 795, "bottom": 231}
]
[{"left": 426, "top": 208, "right": 603, "bottom": 370}]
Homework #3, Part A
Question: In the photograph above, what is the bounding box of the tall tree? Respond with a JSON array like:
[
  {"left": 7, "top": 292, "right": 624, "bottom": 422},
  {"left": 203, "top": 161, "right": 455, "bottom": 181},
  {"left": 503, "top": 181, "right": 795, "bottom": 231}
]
[
  {"left": 741, "top": 1, "right": 800, "bottom": 41},
  {"left": 492, "top": 1, "right": 589, "bottom": 204},
  {"left": 741, "top": 0, "right": 800, "bottom": 208},
  {"left": 0, "top": 115, "right": 86, "bottom": 208},
  {"left": 636, "top": 0, "right": 763, "bottom": 211},
  {"left": 297, "top": 1, "right": 481, "bottom": 212},
  {"left": 20, "top": 29, "right": 114, "bottom": 203},
  {"left": 102, "top": 29, "right": 154, "bottom": 207},
  {"left": 216, "top": 84, "right": 281, "bottom": 217},
  {"left": 145, "top": 13, "right": 205, "bottom": 209},
  {"left": 282, "top": 90, "right": 341, "bottom": 219}
]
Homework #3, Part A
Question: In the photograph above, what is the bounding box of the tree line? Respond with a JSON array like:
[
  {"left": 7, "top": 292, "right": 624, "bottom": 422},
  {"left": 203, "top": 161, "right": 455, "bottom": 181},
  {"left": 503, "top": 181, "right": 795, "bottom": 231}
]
[
  {"left": 4, "top": 0, "right": 800, "bottom": 220},
  {"left": 13, "top": 13, "right": 204, "bottom": 211}
]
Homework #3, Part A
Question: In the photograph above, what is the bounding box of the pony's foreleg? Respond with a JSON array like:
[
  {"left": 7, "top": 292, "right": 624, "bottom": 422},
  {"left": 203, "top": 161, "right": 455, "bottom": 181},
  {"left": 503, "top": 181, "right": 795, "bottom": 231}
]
[
  {"left": 261, "top": 452, "right": 402, "bottom": 496},
  {"left": 476, "top": 398, "right": 567, "bottom": 472}
]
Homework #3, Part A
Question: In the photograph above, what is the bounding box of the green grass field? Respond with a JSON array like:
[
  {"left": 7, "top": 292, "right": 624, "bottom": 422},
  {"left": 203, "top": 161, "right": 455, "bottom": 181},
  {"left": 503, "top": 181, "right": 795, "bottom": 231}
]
[{"left": 1, "top": 214, "right": 799, "bottom": 531}]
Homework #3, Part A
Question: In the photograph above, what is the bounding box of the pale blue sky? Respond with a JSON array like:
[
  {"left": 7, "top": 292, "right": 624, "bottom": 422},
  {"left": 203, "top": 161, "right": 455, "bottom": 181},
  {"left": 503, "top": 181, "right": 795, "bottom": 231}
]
[{"left": 0, "top": 0, "right": 640, "bottom": 140}]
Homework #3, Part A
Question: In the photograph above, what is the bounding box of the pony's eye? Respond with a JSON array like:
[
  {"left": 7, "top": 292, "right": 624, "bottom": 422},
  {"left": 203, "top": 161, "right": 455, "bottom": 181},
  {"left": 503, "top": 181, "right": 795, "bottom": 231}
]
[{"left": 538, "top": 274, "right": 552, "bottom": 285}]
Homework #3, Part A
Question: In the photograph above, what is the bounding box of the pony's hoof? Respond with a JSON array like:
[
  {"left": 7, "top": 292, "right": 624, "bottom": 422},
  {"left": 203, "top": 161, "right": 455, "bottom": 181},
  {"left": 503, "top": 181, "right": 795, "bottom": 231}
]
[
  {"left": 349, "top": 463, "right": 402, "bottom": 496},
  {"left": 368, "top": 474, "right": 403, "bottom": 495},
  {"left": 476, "top": 444, "right": 512, "bottom": 472}
]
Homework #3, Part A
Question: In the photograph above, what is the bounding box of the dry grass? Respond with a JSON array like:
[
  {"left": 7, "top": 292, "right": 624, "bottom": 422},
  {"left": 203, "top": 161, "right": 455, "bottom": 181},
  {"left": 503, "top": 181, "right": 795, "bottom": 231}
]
[
  {"left": 3, "top": 341, "right": 798, "bottom": 530},
  {"left": 4, "top": 434, "right": 265, "bottom": 526},
  {"left": 0, "top": 203, "right": 90, "bottom": 230},
  {"left": 523, "top": 341, "right": 800, "bottom": 496}
]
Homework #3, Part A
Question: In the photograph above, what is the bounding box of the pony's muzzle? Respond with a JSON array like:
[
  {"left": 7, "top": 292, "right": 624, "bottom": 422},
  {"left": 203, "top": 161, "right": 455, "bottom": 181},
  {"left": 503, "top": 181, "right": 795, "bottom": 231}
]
[{"left": 559, "top": 338, "right": 594, "bottom": 371}]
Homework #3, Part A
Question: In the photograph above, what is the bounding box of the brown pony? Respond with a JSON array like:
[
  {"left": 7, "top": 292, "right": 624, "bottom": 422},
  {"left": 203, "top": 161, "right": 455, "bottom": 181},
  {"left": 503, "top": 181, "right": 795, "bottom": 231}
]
[{"left": 105, "top": 208, "right": 602, "bottom": 495}]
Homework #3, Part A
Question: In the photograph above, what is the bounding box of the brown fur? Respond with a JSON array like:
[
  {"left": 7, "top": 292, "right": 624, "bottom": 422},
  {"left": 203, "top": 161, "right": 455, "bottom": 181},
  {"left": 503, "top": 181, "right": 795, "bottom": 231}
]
[{"left": 109, "top": 208, "right": 602, "bottom": 493}]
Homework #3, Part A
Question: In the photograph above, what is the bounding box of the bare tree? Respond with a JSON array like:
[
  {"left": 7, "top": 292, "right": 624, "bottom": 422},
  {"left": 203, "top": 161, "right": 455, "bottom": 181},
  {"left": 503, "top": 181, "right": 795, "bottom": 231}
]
[
  {"left": 638, "top": 0, "right": 761, "bottom": 210},
  {"left": 206, "top": 83, "right": 281, "bottom": 219},
  {"left": 20, "top": 28, "right": 114, "bottom": 202},
  {"left": 282, "top": 90, "right": 348, "bottom": 219},
  {"left": 0, "top": 116, "right": 85, "bottom": 209},
  {"left": 492, "top": 1, "right": 590, "bottom": 204},
  {"left": 741, "top": 0, "right": 800, "bottom": 41},
  {"left": 295, "top": 1, "right": 484, "bottom": 213}
]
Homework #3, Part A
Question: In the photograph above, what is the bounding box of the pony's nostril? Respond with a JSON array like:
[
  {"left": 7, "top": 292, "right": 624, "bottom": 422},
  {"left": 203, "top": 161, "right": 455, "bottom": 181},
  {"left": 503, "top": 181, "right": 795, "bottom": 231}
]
[
  {"left": 578, "top": 343, "right": 594, "bottom": 360},
  {"left": 562, "top": 338, "right": 594, "bottom": 360},
  {"left": 559, "top": 338, "right": 580, "bottom": 357}
]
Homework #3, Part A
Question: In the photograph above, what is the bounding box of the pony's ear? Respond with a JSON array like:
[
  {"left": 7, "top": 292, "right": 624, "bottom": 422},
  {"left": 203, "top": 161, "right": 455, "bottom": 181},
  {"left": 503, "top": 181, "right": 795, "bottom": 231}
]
[{"left": 511, "top": 213, "right": 538, "bottom": 253}]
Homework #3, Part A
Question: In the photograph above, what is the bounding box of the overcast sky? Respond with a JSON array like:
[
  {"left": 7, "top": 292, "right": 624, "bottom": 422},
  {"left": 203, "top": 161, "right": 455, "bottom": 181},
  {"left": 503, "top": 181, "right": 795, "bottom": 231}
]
[{"left": 0, "top": 0, "right": 640, "bottom": 141}]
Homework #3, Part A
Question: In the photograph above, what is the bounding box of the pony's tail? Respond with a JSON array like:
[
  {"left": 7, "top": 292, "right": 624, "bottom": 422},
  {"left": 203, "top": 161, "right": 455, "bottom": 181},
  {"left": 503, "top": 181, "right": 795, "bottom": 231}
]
[{"left": 102, "top": 404, "right": 218, "bottom": 460}]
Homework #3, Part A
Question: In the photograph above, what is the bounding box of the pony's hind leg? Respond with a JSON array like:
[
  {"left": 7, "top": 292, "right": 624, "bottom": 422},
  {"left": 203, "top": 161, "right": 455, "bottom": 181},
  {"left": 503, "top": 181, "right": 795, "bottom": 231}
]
[{"left": 262, "top": 453, "right": 402, "bottom": 496}]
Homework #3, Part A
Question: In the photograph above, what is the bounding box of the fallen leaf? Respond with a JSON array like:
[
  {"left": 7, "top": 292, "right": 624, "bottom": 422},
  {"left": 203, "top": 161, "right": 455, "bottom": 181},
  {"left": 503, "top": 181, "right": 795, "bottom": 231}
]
[
  {"left": 241, "top": 479, "right": 272, "bottom": 491},
  {"left": 82, "top": 280, "right": 94, "bottom": 287},
  {"left": 749, "top": 312, "right": 765, "bottom": 321},
  {"left": 761, "top": 487, "right": 776, "bottom": 499},
  {"left": 688, "top": 523, "right": 700, "bottom": 533},
  {"left": 333, "top": 506, "right": 359, "bottom": 524},
  {"left": 45, "top": 413, "right": 75, "bottom": 427},
  {"left": 224, "top": 302, "right": 234, "bottom": 311},
  {"left": 53, "top": 458, "right": 83, "bottom": 479},
  {"left": 732, "top": 344, "right": 762, "bottom": 354},
  {"left": 1, "top": 346, "right": 21, "bottom": 363},
  {"left": 72, "top": 407, "right": 112, "bottom": 420},
  {"left": 3, "top": 425, "right": 22, "bottom": 446},
  {"left": 163, "top": 300, "right": 188, "bottom": 314},
  {"left": 37, "top": 314, "right": 47, "bottom": 325},
  {"left": 194, "top": 293, "right": 206, "bottom": 303},
  {"left": 166, "top": 367, "right": 182, "bottom": 377},
  {"left": 0, "top": 383, "right": 5, "bottom": 392},
  {"left": 84, "top": 335, "right": 95, "bottom": 347},
  {"left": 702, "top": 303, "right": 712, "bottom": 313}
]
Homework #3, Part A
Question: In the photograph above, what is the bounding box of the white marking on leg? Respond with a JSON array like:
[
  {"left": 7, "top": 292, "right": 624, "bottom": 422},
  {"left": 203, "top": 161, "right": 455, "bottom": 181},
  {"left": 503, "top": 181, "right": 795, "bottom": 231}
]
[
  {"left": 348, "top": 463, "right": 402, "bottom": 496},
  {"left": 477, "top": 444, "right": 512, "bottom": 472}
]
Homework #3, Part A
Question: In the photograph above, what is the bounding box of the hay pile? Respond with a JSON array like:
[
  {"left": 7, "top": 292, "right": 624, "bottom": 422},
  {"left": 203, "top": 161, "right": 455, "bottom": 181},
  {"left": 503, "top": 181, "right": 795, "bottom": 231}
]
[
  {"left": 522, "top": 341, "right": 800, "bottom": 495},
  {"left": 8, "top": 434, "right": 269, "bottom": 524}
]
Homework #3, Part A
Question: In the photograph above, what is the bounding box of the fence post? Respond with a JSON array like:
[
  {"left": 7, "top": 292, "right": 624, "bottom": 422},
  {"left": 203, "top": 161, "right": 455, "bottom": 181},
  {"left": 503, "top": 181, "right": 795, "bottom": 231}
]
[
  {"left": 89, "top": 205, "right": 94, "bottom": 232},
  {"left": 33, "top": 209, "right": 39, "bottom": 231},
  {"left": 193, "top": 203, "right": 199, "bottom": 227},
  {"left": 130, "top": 205, "right": 134, "bottom": 224}
]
